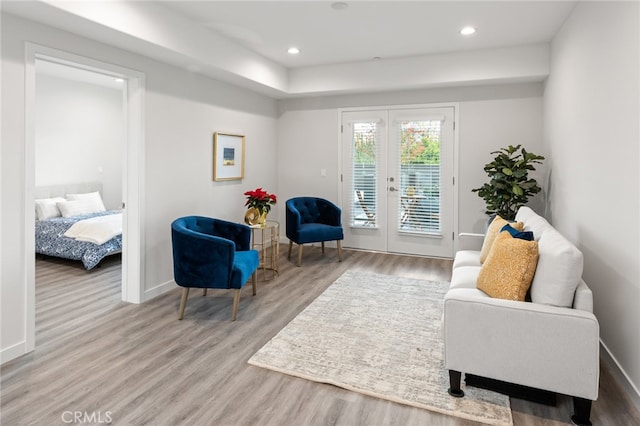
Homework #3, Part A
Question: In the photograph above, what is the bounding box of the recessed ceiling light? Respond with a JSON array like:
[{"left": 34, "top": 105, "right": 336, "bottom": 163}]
[
  {"left": 331, "top": 2, "right": 348, "bottom": 10},
  {"left": 460, "top": 26, "right": 476, "bottom": 36},
  {"left": 114, "top": 78, "right": 124, "bottom": 83},
  {"left": 287, "top": 47, "right": 300, "bottom": 55}
]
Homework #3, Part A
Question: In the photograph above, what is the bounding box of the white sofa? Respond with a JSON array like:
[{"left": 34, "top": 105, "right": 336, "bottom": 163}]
[{"left": 443, "top": 207, "right": 599, "bottom": 426}]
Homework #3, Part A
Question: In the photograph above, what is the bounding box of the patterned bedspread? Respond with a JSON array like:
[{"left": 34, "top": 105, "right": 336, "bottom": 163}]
[{"left": 35, "top": 210, "right": 123, "bottom": 270}]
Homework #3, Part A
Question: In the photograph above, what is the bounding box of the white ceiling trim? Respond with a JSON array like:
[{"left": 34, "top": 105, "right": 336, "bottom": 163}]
[
  {"left": 4, "top": 1, "right": 551, "bottom": 99},
  {"left": 288, "top": 44, "right": 549, "bottom": 96}
]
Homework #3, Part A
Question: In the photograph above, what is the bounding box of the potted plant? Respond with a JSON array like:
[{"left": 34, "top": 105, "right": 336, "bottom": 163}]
[
  {"left": 244, "top": 188, "right": 277, "bottom": 225},
  {"left": 472, "top": 145, "right": 544, "bottom": 221}
]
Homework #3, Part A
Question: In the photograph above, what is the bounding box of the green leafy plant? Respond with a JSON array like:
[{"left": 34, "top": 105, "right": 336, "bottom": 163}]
[{"left": 472, "top": 145, "right": 545, "bottom": 220}]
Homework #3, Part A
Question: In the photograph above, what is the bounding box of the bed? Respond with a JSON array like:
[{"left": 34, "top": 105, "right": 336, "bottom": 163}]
[{"left": 34, "top": 183, "right": 123, "bottom": 270}]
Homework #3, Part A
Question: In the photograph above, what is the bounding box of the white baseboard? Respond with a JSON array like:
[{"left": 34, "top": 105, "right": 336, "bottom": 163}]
[
  {"left": 143, "top": 279, "right": 176, "bottom": 302},
  {"left": 600, "top": 340, "right": 640, "bottom": 410},
  {"left": 1, "top": 340, "right": 27, "bottom": 365}
]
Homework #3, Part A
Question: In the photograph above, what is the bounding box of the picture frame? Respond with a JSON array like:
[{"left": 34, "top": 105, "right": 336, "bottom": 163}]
[{"left": 213, "top": 132, "right": 245, "bottom": 181}]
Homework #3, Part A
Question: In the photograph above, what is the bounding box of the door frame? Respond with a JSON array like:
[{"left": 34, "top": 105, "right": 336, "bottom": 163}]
[
  {"left": 338, "top": 102, "right": 459, "bottom": 258},
  {"left": 24, "top": 44, "right": 146, "bottom": 353}
]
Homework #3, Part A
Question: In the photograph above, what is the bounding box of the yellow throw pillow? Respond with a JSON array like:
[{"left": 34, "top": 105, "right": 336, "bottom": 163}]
[
  {"left": 479, "top": 216, "right": 524, "bottom": 263},
  {"left": 477, "top": 231, "right": 539, "bottom": 301}
]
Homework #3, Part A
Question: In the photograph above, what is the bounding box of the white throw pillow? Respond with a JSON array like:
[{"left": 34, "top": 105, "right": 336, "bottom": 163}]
[
  {"left": 35, "top": 197, "right": 66, "bottom": 220},
  {"left": 516, "top": 206, "right": 549, "bottom": 241},
  {"left": 65, "top": 191, "right": 106, "bottom": 213},
  {"left": 57, "top": 198, "right": 104, "bottom": 218},
  {"left": 530, "top": 227, "right": 584, "bottom": 308}
]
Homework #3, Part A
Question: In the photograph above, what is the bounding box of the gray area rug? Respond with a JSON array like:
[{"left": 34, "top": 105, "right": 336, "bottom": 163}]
[{"left": 248, "top": 271, "right": 513, "bottom": 426}]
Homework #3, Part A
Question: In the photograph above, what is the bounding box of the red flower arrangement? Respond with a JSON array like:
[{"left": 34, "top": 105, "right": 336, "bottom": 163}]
[{"left": 244, "top": 188, "right": 277, "bottom": 215}]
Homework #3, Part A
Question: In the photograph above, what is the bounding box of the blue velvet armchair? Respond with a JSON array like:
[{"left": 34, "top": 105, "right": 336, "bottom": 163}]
[
  {"left": 171, "top": 216, "right": 259, "bottom": 321},
  {"left": 286, "top": 197, "right": 344, "bottom": 266}
]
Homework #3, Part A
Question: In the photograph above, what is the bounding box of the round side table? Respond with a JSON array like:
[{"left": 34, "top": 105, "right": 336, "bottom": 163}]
[{"left": 249, "top": 220, "right": 279, "bottom": 280}]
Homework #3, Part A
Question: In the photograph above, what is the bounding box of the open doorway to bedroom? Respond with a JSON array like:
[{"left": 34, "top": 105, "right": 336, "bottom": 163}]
[
  {"left": 33, "top": 59, "right": 125, "bottom": 347},
  {"left": 25, "top": 45, "right": 145, "bottom": 354}
]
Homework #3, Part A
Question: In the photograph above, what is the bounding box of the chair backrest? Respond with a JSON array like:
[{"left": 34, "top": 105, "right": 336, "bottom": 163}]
[
  {"left": 286, "top": 197, "right": 342, "bottom": 226},
  {"left": 171, "top": 216, "right": 238, "bottom": 289}
]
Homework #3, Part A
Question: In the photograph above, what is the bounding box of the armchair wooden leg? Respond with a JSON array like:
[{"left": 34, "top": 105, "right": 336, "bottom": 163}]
[
  {"left": 337, "top": 240, "right": 343, "bottom": 262},
  {"left": 448, "top": 370, "right": 465, "bottom": 398},
  {"left": 178, "top": 288, "right": 190, "bottom": 320},
  {"left": 288, "top": 240, "right": 293, "bottom": 259},
  {"left": 202, "top": 289, "right": 207, "bottom": 297},
  {"left": 297, "top": 244, "right": 303, "bottom": 267},
  {"left": 252, "top": 271, "right": 257, "bottom": 296},
  {"left": 571, "top": 397, "right": 592, "bottom": 426},
  {"left": 231, "top": 289, "right": 241, "bottom": 321},
  {"left": 321, "top": 241, "right": 325, "bottom": 254}
]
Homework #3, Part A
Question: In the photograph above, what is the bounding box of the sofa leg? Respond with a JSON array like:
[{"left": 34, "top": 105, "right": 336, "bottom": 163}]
[
  {"left": 448, "top": 370, "right": 465, "bottom": 398},
  {"left": 571, "top": 397, "right": 592, "bottom": 426}
]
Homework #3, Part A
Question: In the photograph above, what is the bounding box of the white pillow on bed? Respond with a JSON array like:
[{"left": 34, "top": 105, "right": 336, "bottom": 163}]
[
  {"left": 57, "top": 198, "right": 105, "bottom": 218},
  {"left": 65, "top": 191, "right": 106, "bottom": 213},
  {"left": 35, "top": 197, "right": 66, "bottom": 220}
]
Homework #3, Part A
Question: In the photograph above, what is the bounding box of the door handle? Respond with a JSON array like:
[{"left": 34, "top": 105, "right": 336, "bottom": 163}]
[{"left": 389, "top": 187, "right": 397, "bottom": 192}]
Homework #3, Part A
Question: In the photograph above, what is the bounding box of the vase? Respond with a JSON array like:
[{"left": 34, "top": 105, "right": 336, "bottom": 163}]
[
  {"left": 244, "top": 208, "right": 259, "bottom": 225},
  {"left": 244, "top": 207, "right": 268, "bottom": 226},
  {"left": 258, "top": 211, "right": 268, "bottom": 226}
]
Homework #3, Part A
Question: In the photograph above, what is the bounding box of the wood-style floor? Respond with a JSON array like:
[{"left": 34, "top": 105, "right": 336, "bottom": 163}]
[{"left": 2, "top": 249, "right": 639, "bottom": 425}]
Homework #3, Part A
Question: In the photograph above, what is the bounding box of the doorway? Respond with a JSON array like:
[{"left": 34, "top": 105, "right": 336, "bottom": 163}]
[
  {"left": 24, "top": 44, "right": 145, "bottom": 353},
  {"left": 341, "top": 106, "right": 457, "bottom": 258}
]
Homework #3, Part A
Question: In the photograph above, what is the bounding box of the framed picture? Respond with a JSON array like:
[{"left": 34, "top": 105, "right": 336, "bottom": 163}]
[{"left": 213, "top": 132, "right": 245, "bottom": 181}]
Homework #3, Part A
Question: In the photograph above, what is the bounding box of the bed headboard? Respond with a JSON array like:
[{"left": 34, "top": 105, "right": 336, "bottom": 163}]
[{"left": 35, "top": 182, "right": 103, "bottom": 199}]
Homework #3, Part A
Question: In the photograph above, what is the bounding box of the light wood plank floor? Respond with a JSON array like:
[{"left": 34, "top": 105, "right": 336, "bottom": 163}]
[{"left": 2, "top": 249, "right": 639, "bottom": 425}]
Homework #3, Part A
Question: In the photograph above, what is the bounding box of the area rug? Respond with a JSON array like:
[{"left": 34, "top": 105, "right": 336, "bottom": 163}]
[{"left": 248, "top": 271, "right": 513, "bottom": 426}]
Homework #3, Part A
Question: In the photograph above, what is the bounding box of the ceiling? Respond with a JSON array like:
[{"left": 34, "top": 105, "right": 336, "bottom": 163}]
[
  {"left": 161, "top": 1, "right": 577, "bottom": 68},
  {"left": 4, "top": 1, "right": 579, "bottom": 97}
]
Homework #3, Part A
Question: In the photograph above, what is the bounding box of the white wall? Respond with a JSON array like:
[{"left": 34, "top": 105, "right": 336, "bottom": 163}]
[
  {"left": 276, "top": 84, "right": 545, "bottom": 237},
  {"left": 544, "top": 1, "right": 640, "bottom": 400},
  {"left": 1, "top": 13, "right": 278, "bottom": 363},
  {"left": 35, "top": 73, "right": 124, "bottom": 210}
]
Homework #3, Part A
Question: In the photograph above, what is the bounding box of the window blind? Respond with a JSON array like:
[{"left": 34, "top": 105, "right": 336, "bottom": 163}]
[
  {"left": 396, "top": 120, "right": 442, "bottom": 235},
  {"left": 350, "top": 121, "right": 379, "bottom": 228}
]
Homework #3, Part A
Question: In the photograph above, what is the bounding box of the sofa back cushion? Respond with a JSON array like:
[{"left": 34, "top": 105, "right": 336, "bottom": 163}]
[
  {"left": 516, "top": 206, "right": 549, "bottom": 241},
  {"left": 479, "top": 216, "right": 524, "bottom": 263},
  {"left": 530, "top": 227, "right": 584, "bottom": 307}
]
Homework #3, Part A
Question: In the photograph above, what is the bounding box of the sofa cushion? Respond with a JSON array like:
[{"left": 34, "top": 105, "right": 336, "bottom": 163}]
[
  {"left": 450, "top": 266, "right": 482, "bottom": 289},
  {"left": 530, "top": 227, "right": 584, "bottom": 307},
  {"left": 452, "top": 250, "right": 481, "bottom": 269},
  {"left": 479, "top": 216, "right": 524, "bottom": 263},
  {"left": 516, "top": 206, "right": 550, "bottom": 241},
  {"left": 477, "top": 232, "right": 539, "bottom": 301}
]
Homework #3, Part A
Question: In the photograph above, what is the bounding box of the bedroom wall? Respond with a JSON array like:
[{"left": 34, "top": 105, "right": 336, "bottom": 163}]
[
  {"left": 544, "top": 1, "right": 640, "bottom": 403},
  {"left": 276, "top": 83, "right": 545, "bottom": 241},
  {"left": 35, "top": 73, "right": 124, "bottom": 210},
  {"left": 1, "top": 12, "right": 278, "bottom": 363}
]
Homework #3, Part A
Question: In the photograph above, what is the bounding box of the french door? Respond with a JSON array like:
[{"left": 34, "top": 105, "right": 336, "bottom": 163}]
[{"left": 341, "top": 106, "right": 455, "bottom": 258}]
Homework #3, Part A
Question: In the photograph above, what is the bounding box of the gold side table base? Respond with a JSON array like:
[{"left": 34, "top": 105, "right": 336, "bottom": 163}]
[{"left": 249, "top": 220, "right": 279, "bottom": 281}]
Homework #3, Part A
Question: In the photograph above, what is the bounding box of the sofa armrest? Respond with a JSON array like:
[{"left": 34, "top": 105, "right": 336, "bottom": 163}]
[
  {"left": 458, "top": 233, "right": 485, "bottom": 251},
  {"left": 573, "top": 280, "right": 593, "bottom": 313},
  {"left": 443, "top": 288, "right": 599, "bottom": 400}
]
